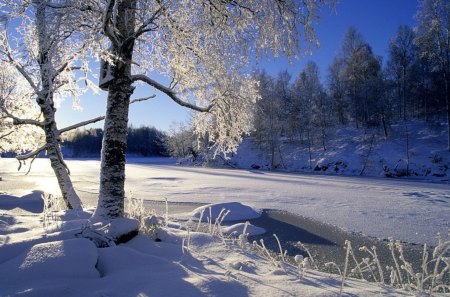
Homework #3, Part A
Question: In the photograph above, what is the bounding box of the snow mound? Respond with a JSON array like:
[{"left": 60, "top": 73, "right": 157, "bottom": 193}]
[
  {"left": 97, "top": 245, "right": 167, "bottom": 276},
  {"left": 191, "top": 202, "right": 261, "bottom": 222},
  {"left": 221, "top": 222, "right": 266, "bottom": 236},
  {"left": 107, "top": 218, "right": 140, "bottom": 243},
  {"left": 0, "top": 238, "right": 99, "bottom": 282}
]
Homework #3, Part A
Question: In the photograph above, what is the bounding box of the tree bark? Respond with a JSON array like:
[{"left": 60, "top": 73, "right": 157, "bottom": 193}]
[
  {"left": 445, "top": 72, "right": 450, "bottom": 150},
  {"left": 40, "top": 102, "right": 82, "bottom": 209},
  {"left": 35, "top": 1, "right": 82, "bottom": 209},
  {"left": 94, "top": 77, "right": 133, "bottom": 219},
  {"left": 93, "top": 0, "right": 137, "bottom": 220}
]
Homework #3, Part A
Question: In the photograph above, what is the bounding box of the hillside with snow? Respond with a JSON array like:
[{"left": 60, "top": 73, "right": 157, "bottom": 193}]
[{"left": 223, "top": 121, "right": 450, "bottom": 182}]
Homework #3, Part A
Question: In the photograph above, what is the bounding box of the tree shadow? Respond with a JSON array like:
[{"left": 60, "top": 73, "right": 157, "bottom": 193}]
[{"left": 0, "top": 191, "right": 44, "bottom": 213}]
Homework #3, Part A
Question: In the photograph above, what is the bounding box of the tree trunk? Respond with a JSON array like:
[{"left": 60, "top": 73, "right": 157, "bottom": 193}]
[
  {"left": 93, "top": 0, "right": 137, "bottom": 220},
  {"left": 307, "top": 129, "right": 312, "bottom": 169},
  {"left": 35, "top": 1, "right": 82, "bottom": 210},
  {"left": 40, "top": 101, "right": 83, "bottom": 210},
  {"left": 445, "top": 73, "right": 450, "bottom": 150},
  {"left": 94, "top": 77, "right": 133, "bottom": 219}
]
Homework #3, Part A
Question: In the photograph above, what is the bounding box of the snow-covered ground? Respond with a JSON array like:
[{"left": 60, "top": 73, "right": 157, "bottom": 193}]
[
  {"left": 227, "top": 121, "right": 450, "bottom": 181},
  {"left": 0, "top": 157, "right": 449, "bottom": 296},
  {"left": 1, "top": 157, "right": 448, "bottom": 245},
  {"left": 0, "top": 191, "right": 426, "bottom": 297}
]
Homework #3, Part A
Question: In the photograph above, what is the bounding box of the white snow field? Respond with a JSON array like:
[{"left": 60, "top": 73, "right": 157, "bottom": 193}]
[
  {"left": 1, "top": 157, "right": 449, "bottom": 245},
  {"left": 0, "top": 157, "right": 449, "bottom": 296}
]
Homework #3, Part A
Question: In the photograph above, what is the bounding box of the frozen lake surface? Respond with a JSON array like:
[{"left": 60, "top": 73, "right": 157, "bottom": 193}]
[{"left": 0, "top": 157, "right": 449, "bottom": 245}]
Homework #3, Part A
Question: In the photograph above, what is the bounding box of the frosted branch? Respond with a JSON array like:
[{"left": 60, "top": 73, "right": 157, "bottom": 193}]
[
  {"left": 1, "top": 106, "right": 45, "bottom": 127},
  {"left": 102, "top": 0, "right": 120, "bottom": 47},
  {"left": 130, "top": 94, "right": 156, "bottom": 104},
  {"left": 131, "top": 74, "right": 213, "bottom": 113},
  {"left": 16, "top": 144, "right": 47, "bottom": 161},
  {"left": 132, "top": 8, "right": 162, "bottom": 40},
  {"left": 0, "top": 130, "right": 14, "bottom": 140},
  {"left": 0, "top": 42, "right": 38, "bottom": 92},
  {"left": 59, "top": 116, "right": 106, "bottom": 134}
]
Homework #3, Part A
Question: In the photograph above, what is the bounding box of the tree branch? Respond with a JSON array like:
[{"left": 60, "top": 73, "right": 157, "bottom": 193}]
[
  {"left": 131, "top": 74, "right": 213, "bottom": 113},
  {"left": 130, "top": 94, "right": 156, "bottom": 104},
  {"left": 16, "top": 144, "right": 47, "bottom": 161},
  {"left": 132, "top": 8, "right": 162, "bottom": 40},
  {"left": 1, "top": 106, "right": 45, "bottom": 127},
  {"left": 102, "top": 0, "right": 120, "bottom": 48},
  {"left": 0, "top": 44, "right": 38, "bottom": 92},
  {"left": 59, "top": 116, "right": 105, "bottom": 134},
  {"left": 58, "top": 93, "right": 154, "bottom": 134},
  {"left": 0, "top": 130, "right": 14, "bottom": 140}
]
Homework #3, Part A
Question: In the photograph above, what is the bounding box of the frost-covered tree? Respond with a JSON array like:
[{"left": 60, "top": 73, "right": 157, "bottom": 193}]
[
  {"left": 253, "top": 71, "right": 283, "bottom": 168},
  {"left": 89, "top": 0, "right": 332, "bottom": 220},
  {"left": 0, "top": 1, "right": 103, "bottom": 209},
  {"left": 328, "top": 56, "right": 348, "bottom": 125},
  {"left": 343, "top": 34, "right": 382, "bottom": 127},
  {"left": 386, "top": 25, "right": 417, "bottom": 121},
  {"left": 0, "top": 63, "right": 42, "bottom": 154},
  {"left": 414, "top": 0, "right": 450, "bottom": 149},
  {"left": 290, "top": 61, "right": 328, "bottom": 166},
  {"left": 165, "top": 122, "right": 198, "bottom": 161}
]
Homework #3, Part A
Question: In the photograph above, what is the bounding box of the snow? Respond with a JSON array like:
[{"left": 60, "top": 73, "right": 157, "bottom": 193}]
[
  {"left": 107, "top": 218, "right": 140, "bottom": 240},
  {"left": 228, "top": 121, "right": 450, "bottom": 181},
  {"left": 0, "top": 122, "right": 449, "bottom": 296},
  {"left": 221, "top": 222, "right": 266, "bottom": 236},
  {"left": 191, "top": 202, "right": 261, "bottom": 222},
  {"left": 0, "top": 155, "right": 448, "bottom": 246},
  {"left": 0, "top": 195, "right": 416, "bottom": 296}
]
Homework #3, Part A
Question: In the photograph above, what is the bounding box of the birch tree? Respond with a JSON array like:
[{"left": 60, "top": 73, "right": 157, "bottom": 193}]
[
  {"left": 88, "top": 0, "right": 332, "bottom": 220},
  {"left": 414, "top": 0, "right": 450, "bottom": 150},
  {"left": 0, "top": 1, "right": 102, "bottom": 209}
]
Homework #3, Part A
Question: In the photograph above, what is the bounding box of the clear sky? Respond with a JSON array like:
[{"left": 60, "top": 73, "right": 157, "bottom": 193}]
[{"left": 56, "top": 0, "right": 420, "bottom": 132}]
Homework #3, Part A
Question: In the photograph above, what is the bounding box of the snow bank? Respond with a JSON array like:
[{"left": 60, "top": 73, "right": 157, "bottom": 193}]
[
  {"left": 221, "top": 222, "right": 266, "bottom": 236},
  {"left": 191, "top": 202, "right": 261, "bottom": 222},
  {"left": 0, "top": 238, "right": 99, "bottom": 286},
  {"left": 0, "top": 189, "right": 430, "bottom": 297}
]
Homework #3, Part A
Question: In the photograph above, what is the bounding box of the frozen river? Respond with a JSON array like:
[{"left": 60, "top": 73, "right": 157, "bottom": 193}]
[{"left": 0, "top": 157, "right": 449, "bottom": 245}]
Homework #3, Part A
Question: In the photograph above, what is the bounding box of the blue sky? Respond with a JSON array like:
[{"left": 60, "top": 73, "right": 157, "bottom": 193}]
[{"left": 56, "top": 0, "right": 419, "bottom": 132}]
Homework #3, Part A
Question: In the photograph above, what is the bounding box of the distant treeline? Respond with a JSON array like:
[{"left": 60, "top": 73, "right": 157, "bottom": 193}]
[{"left": 62, "top": 126, "right": 168, "bottom": 157}]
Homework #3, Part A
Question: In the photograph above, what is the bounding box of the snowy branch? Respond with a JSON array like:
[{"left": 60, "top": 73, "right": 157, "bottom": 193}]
[
  {"left": 131, "top": 74, "right": 213, "bottom": 113},
  {"left": 131, "top": 8, "right": 162, "bottom": 40},
  {"left": 130, "top": 94, "right": 156, "bottom": 104},
  {"left": 0, "top": 130, "right": 14, "bottom": 140},
  {"left": 102, "top": 0, "right": 120, "bottom": 48},
  {"left": 16, "top": 144, "right": 47, "bottom": 161},
  {"left": 59, "top": 116, "right": 106, "bottom": 134},
  {"left": 58, "top": 94, "right": 156, "bottom": 134},
  {"left": 0, "top": 45, "right": 38, "bottom": 92},
  {"left": 1, "top": 107, "right": 45, "bottom": 127}
]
